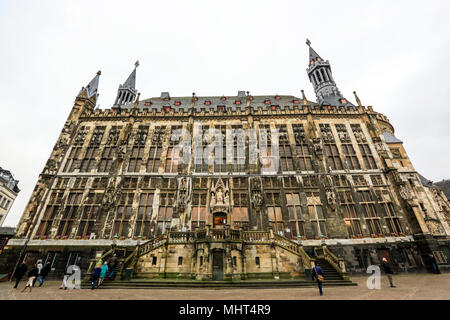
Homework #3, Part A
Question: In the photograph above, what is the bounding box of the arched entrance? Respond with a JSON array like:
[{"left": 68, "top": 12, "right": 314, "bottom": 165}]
[{"left": 213, "top": 212, "right": 227, "bottom": 228}]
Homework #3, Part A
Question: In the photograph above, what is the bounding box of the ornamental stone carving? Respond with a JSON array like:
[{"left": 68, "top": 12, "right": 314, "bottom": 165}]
[
  {"left": 399, "top": 185, "right": 413, "bottom": 200},
  {"left": 210, "top": 178, "right": 230, "bottom": 212}
]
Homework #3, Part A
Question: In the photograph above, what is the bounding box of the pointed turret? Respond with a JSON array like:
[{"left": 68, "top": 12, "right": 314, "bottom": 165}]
[
  {"left": 113, "top": 61, "right": 139, "bottom": 107},
  {"left": 305, "top": 40, "right": 352, "bottom": 107},
  {"left": 77, "top": 70, "right": 101, "bottom": 107}
]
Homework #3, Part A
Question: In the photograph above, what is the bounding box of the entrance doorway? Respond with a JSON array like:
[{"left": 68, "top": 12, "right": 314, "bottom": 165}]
[
  {"left": 212, "top": 251, "right": 224, "bottom": 281},
  {"left": 213, "top": 212, "right": 227, "bottom": 228}
]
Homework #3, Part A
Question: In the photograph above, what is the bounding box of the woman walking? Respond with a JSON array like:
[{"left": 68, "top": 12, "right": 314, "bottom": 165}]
[
  {"left": 98, "top": 262, "right": 109, "bottom": 286},
  {"left": 21, "top": 263, "right": 38, "bottom": 293}
]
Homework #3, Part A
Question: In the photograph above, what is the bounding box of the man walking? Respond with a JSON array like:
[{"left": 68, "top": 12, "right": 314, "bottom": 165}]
[
  {"left": 428, "top": 253, "right": 440, "bottom": 274},
  {"left": 381, "top": 257, "right": 396, "bottom": 288},
  {"left": 13, "top": 261, "right": 28, "bottom": 289},
  {"left": 60, "top": 265, "right": 71, "bottom": 290},
  {"left": 108, "top": 254, "right": 118, "bottom": 279},
  {"left": 39, "top": 261, "right": 52, "bottom": 287},
  {"left": 311, "top": 262, "right": 324, "bottom": 296},
  {"left": 33, "top": 259, "right": 43, "bottom": 287}
]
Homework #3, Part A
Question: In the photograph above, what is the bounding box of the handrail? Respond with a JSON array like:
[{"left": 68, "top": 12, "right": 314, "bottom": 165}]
[
  {"left": 322, "top": 245, "right": 347, "bottom": 275},
  {"left": 242, "top": 231, "right": 270, "bottom": 242},
  {"left": 272, "top": 233, "right": 314, "bottom": 269}
]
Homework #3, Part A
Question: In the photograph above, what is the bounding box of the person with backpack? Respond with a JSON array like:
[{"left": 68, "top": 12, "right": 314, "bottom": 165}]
[{"left": 311, "top": 262, "right": 324, "bottom": 296}]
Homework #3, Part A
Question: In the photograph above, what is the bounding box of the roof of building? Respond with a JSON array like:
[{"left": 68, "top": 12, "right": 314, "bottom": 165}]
[
  {"left": 119, "top": 93, "right": 320, "bottom": 112},
  {"left": 309, "top": 46, "right": 322, "bottom": 62},
  {"left": 383, "top": 131, "right": 403, "bottom": 144},
  {"left": 0, "top": 167, "right": 20, "bottom": 194}
]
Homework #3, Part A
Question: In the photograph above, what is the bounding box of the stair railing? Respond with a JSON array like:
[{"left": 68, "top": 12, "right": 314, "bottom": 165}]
[
  {"left": 272, "top": 233, "right": 315, "bottom": 270},
  {"left": 322, "top": 245, "right": 348, "bottom": 279}
]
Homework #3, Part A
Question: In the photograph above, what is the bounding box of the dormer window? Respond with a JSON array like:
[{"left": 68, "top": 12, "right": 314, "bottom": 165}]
[
  {"left": 193, "top": 97, "right": 199, "bottom": 101},
  {"left": 217, "top": 105, "right": 226, "bottom": 111},
  {"left": 174, "top": 101, "right": 181, "bottom": 106},
  {"left": 144, "top": 101, "right": 152, "bottom": 106},
  {"left": 235, "top": 100, "right": 241, "bottom": 105},
  {"left": 293, "top": 99, "right": 300, "bottom": 104},
  {"left": 204, "top": 100, "right": 211, "bottom": 105},
  {"left": 164, "top": 106, "right": 171, "bottom": 112},
  {"left": 340, "top": 99, "right": 347, "bottom": 104},
  {"left": 264, "top": 100, "right": 271, "bottom": 105},
  {"left": 163, "top": 97, "right": 170, "bottom": 101},
  {"left": 220, "top": 96, "right": 227, "bottom": 101},
  {"left": 249, "top": 96, "right": 254, "bottom": 101},
  {"left": 275, "top": 95, "right": 281, "bottom": 100},
  {"left": 317, "top": 57, "right": 322, "bottom": 61},
  {"left": 310, "top": 60, "right": 314, "bottom": 65},
  {"left": 271, "top": 105, "right": 277, "bottom": 111}
]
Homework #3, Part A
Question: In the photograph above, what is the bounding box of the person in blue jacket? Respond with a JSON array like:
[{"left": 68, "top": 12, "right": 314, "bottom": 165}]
[
  {"left": 98, "top": 262, "right": 109, "bottom": 286},
  {"left": 91, "top": 264, "right": 102, "bottom": 289},
  {"left": 311, "top": 262, "right": 324, "bottom": 296}
]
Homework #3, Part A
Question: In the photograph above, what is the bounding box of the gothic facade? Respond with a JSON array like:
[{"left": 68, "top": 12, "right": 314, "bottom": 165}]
[{"left": 2, "top": 43, "right": 450, "bottom": 282}]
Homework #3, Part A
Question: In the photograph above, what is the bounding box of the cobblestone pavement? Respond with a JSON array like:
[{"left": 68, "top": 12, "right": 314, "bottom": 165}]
[{"left": 1, "top": 273, "right": 449, "bottom": 300}]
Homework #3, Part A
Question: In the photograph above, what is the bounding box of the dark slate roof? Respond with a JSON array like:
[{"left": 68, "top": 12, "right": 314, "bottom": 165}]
[
  {"left": 309, "top": 46, "right": 322, "bottom": 62},
  {"left": 79, "top": 71, "right": 101, "bottom": 99},
  {"left": 418, "top": 173, "right": 433, "bottom": 186},
  {"left": 125, "top": 93, "right": 318, "bottom": 112},
  {"left": 383, "top": 131, "right": 403, "bottom": 144},
  {"left": 123, "top": 67, "right": 137, "bottom": 89},
  {"left": 0, "top": 167, "right": 20, "bottom": 193}
]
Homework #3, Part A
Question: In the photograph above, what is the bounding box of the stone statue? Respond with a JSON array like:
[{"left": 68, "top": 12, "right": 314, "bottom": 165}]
[{"left": 399, "top": 185, "right": 413, "bottom": 200}]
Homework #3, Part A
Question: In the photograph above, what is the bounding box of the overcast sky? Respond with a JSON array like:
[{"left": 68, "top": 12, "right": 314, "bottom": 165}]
[{"left": 1, "top": 0, "right": 449, "bottom": 227}]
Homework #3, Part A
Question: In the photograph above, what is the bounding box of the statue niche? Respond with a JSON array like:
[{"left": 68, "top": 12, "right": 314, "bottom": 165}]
[{"left": 210, "top": 178, "right": 230, "bottom": 228}]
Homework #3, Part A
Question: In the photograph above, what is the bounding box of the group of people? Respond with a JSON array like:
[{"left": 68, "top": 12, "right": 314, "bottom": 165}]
[
  {"left": 13, "top": 260, "right": 52, "bottom": 292},
  {"left": 90, "top": 253, "right": 118, "bottom": 289}
]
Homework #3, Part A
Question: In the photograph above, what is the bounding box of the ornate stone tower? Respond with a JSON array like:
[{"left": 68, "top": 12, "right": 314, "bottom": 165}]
[
  {"left": 306, "top": 39, "right": 352, "bottom": 107},
  {"left": 113, "top": 61, "right": 139, "bottom": 107}
]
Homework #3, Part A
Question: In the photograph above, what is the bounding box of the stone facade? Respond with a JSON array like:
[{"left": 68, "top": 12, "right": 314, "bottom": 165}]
[{"left": 2, "top": 44, "right": 450, "bottom": 281}]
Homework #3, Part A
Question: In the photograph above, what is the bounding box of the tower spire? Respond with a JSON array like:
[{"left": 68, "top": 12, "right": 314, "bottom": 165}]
[
  {"left": 78, "top": 70, "right": 101, "bottom": 104},
  {"left": 306, "top": 41, "right": 352, "bottom": 107},
  {"left": 114, "top": 61, "right": 139, "bottom": 107}
]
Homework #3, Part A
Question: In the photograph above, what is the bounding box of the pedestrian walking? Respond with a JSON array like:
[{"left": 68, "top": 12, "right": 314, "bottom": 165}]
[
  {"left": 98, "top": 262, "right": 109, "bottom": 286},
  {"left": 21, "top": 263, "right": 38, "bottom": 293},
  {"left": 108, "top": 254, "right": 118, "bottom": 279},
  {"left": 381, "top": 257, "right": 396, "bottom": 288},
  {"left": 60, "top": 265, "right": 71, "bottom": 290},
  {"left": 33, "top": 259, "right": 43, "bottom": 287},
  {"left": 91, "top": 264, "right": 102, "bottom": 289},
  {"left": 311, "top": 262, "right": 324, "bottom": 296},
  {"left": 39, "top": 261, "right": 52, "bottom": 287},
  {"left": 428, "top": 253, "right": 440, "bottom": 274},
  {"left": 13, "top": 261, "right": 28, "bottom": 289}
]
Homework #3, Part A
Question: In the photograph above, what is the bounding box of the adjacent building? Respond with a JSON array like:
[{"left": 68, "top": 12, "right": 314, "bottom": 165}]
[{"left": 0, "top": 167, "right": 20, "bottom": 226}]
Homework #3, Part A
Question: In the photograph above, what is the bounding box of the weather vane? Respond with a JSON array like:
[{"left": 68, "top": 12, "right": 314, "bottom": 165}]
[
  {"left": 306, "top": 38, "right": 311, "bottom": 47},
  {"left": 135, "top": 60, "right": 140, "bottom": 68}
]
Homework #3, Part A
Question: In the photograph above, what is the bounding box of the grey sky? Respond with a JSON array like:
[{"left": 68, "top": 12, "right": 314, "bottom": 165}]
[{"left": 1, "top": 0, "right": 449, "bottom": 227}]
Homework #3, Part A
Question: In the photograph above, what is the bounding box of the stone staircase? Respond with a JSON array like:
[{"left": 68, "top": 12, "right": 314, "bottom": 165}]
[{"left": 313, "top": 258, "right": 348, "bottom": 282}]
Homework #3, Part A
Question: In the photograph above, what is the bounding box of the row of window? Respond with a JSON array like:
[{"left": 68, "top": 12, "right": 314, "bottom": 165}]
[{"left": 64, "top": 123, "right": 377, "bottom": 174}]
